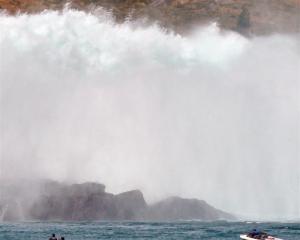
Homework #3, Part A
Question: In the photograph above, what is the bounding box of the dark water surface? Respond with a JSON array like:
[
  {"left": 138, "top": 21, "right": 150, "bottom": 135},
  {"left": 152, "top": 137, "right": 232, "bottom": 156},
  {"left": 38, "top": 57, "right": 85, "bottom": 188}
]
[{"left": 0, "top": 221, "right": 299, "bottom": 240}]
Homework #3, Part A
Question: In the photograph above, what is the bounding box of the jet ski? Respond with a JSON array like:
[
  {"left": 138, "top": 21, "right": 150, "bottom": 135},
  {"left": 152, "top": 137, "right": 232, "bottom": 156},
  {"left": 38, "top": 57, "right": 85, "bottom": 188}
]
[{"left": 240, "top": 234, "right": 283, "bottom": 240}]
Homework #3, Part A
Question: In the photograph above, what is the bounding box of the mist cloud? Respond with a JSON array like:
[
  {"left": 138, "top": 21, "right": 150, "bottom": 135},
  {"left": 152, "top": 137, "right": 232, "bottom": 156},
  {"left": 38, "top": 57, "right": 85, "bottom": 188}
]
[{"left": 0, "top": 9, "right": 299, "bottom": 220}]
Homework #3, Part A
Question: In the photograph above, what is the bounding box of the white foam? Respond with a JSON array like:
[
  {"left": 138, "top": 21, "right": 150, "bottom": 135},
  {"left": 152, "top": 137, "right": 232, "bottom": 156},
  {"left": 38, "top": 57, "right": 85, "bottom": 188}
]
[{"left": 0, "top": 9, "right": 299, "bottom": 220}]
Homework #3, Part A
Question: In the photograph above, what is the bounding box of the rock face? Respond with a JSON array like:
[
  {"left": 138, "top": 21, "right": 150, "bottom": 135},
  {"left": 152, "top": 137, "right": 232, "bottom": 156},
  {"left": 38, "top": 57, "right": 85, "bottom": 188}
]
[
  {"left": 0, "top": 181, "right": 234, "bottom": 221},
  {"left": 114, "top": 190, "right": 147, "bottom": 220},
  {"left": 29, "top": 182, "right": 147, "bottom": 221},
  {"left": 146, "top": 197, "right": 234, "bottom": 221},
  {"left": 0, "top": 0, "right": 299, "bottom": 35}
]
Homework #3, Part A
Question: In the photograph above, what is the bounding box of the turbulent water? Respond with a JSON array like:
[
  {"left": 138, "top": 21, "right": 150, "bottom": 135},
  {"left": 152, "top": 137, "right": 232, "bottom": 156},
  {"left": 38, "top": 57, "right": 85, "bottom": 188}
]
[
  {"left": 0, "top": 221, "right": 300, "bottom": 240},
  {"left": 0, "top": 9, "right": 299, "bottom": 220}
]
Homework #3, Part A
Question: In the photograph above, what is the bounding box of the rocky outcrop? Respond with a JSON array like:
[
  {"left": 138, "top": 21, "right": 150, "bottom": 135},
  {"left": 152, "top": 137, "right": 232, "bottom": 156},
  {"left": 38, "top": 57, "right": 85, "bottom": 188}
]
[
  {"left": 0, "top": 180, "right": 234, "bottom": 221},
  {"left": 29, "top": 182, "right": 147, "bottom": 221},
  {"left": 145, "top": 196, "right": 234, "bottom": 221},
  {"left": 114, "top": 190, "right": 147, "bottom": 220},
  {"left": 0, "top": 0, "right": 299, "bottom": 35}
]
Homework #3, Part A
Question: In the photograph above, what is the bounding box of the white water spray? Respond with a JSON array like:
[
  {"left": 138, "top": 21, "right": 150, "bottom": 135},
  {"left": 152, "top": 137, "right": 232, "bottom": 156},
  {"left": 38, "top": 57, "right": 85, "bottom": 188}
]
[
  {"left": 0, "top": 204, "right": 8, "bottom": 222},
  {"left": 0, "top": 9, "right": 299, "bottom": 220}
]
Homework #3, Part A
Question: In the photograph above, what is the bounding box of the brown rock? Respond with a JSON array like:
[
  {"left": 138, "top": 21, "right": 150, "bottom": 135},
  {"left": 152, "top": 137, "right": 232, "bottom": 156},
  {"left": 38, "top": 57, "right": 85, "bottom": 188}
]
[{"left": 0, "top": 0, "right": 299, "bottom": 35}]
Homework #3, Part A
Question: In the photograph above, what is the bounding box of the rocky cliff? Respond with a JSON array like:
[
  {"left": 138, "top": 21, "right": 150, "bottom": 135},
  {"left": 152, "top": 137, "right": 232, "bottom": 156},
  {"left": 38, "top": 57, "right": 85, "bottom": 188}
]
[
  {"left": 145, "top": 196, "right": 233, "bottom": 221},
  {"left": 0, "top": 181, "right": 234, "bottom": 221},
  {"left": 0, "top": 0, "right": 299, "bottom": 35}
]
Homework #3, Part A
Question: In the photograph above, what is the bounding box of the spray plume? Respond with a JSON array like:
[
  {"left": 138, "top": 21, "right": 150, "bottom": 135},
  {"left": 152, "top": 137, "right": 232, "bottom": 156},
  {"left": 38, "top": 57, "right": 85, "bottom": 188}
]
[{"left": 0, "top": 9, "right": 299, "bottom": 220}]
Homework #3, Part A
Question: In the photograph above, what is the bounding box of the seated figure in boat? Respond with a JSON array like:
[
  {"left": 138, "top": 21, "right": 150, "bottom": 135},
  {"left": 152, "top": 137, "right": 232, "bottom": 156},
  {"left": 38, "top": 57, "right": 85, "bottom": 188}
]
[
  {"left": 49, "top": 234, "right": 58, "bottom": 240},
  {"left": 247, "top": 229, "right": 269, "bottom": 239}
]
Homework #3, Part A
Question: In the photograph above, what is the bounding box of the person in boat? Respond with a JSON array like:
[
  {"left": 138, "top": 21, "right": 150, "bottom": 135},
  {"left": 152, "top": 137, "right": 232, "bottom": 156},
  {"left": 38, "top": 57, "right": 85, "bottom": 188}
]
[
  {"left": 247, "top": 229, "right": 268, "bottom": 239},
  {"left": 247, "top": 229, "right": 259, "bottom": 237},
  {"left": 49, "top": 234, "right": 57, "bottom": 240}
]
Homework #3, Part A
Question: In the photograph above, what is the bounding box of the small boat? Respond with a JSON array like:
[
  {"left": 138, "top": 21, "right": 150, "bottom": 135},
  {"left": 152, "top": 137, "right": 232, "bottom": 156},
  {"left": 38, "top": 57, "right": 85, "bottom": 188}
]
[{"left": 240, "top": 234, "right": 283, "bottom": 240}]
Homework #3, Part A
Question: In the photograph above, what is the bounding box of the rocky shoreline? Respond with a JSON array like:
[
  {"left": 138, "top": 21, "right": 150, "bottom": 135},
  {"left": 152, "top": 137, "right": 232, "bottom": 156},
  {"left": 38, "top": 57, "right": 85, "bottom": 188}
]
[
  {"left": 0, "top": 0, "right": 299, "bottom": 35},
  {"left": 0, "top": 181, "right": 234, "bottom": 221}
]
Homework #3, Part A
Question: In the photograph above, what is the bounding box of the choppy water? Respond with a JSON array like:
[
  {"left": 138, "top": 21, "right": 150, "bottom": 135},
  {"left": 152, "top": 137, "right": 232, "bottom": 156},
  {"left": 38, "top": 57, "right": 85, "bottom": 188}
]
[{"left": 0, "top": 221, "right": 299, "bottom": 240}]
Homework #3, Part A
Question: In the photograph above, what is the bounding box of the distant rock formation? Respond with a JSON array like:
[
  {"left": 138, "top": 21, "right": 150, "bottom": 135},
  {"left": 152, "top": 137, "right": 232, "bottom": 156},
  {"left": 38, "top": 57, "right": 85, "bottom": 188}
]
[
  {"left": 0, "top": 180, "right": 235, "bottom": 221},
  {"left": 145, "top": 196, "right": 234, "bottom": 221},
  {"left": 114, "top": 190, "right": 147, "bottom": 220},
  {"left": 0, "top": 0, "right": 299, "bottom": 35}
]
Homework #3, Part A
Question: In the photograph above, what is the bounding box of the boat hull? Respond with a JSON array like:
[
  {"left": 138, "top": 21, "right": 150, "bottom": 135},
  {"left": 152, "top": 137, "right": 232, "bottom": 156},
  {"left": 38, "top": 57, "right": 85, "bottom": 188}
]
[{"left": 240, "top": 234, "right": 283, "bottom": 240}]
